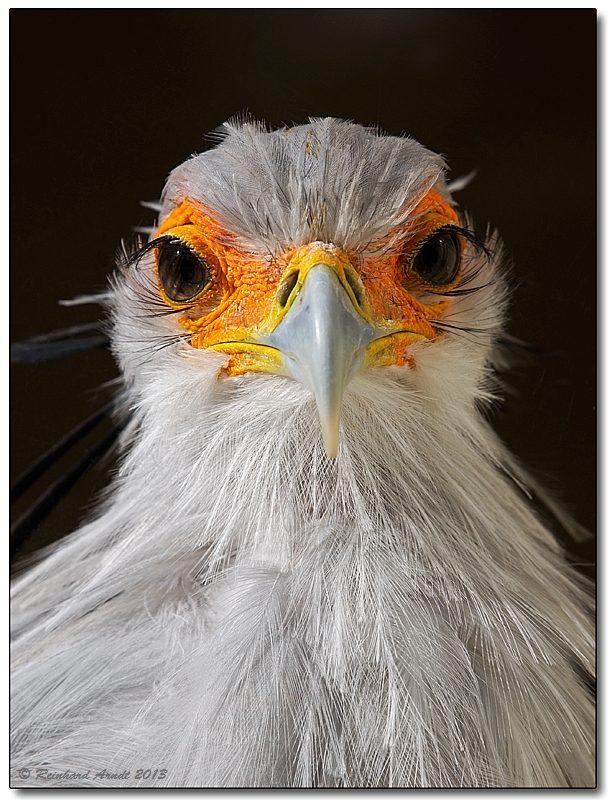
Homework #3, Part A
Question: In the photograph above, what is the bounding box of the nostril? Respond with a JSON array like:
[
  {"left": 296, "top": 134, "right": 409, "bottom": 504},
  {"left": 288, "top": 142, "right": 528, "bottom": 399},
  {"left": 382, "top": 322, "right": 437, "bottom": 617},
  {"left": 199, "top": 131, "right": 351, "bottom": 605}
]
[
  {"left": 344, "top": 271, "right": 364, "bottom": 307},
  {"left": 277, "top": 271, "right": 299, "bottom": 307}
]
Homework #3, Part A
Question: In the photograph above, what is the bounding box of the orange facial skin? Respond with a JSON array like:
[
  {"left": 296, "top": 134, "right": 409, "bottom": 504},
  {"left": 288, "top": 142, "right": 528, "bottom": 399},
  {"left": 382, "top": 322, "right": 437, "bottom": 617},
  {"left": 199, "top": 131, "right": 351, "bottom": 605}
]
[
  {"left": 155, "top": 188, "right": 461, "bottom": 376},
  {"left": 157, "top": 204, "right": 282, "bottom": 343}
]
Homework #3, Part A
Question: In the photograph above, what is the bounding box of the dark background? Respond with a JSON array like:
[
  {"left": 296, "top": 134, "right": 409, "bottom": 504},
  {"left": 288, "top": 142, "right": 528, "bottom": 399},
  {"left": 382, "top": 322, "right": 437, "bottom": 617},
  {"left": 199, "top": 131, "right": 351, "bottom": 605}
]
[{"left": 10, "top": 9, "right": 596, "bottom": 576}]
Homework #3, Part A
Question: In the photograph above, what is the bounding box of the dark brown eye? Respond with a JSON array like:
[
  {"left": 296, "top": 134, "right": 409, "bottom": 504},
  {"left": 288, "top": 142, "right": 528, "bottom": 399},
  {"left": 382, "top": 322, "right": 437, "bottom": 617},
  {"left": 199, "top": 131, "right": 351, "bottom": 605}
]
[
  {"left": 156, "top": 237, "right": 212, "bottom": 303},
  {"left": 410, "top": 228, "right": 461, "bottom": 286}
]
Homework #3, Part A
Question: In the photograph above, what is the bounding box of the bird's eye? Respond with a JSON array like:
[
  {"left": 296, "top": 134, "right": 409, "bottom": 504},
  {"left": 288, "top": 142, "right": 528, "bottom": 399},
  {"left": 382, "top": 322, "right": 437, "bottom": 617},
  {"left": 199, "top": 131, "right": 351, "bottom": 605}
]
[
  {"left": 409, "top": 228, "right": 462, "bottom": 287},
  {"left": 155, "top": 237, "right": 212, "bottom": 304}
]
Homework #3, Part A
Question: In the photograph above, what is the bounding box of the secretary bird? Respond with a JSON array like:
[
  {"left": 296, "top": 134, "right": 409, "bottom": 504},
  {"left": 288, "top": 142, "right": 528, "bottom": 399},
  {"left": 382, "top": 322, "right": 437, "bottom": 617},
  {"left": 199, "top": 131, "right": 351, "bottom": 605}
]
[{"left": 11, "top": 118, "right": 595, "bottom": 788}]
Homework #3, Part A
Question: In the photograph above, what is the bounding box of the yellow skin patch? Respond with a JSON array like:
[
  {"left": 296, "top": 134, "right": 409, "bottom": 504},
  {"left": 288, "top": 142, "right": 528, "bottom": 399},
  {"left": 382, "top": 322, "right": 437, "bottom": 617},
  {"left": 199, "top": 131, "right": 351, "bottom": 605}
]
[{"left": 155, "top": 189, "right": 461, "bottom": 376}]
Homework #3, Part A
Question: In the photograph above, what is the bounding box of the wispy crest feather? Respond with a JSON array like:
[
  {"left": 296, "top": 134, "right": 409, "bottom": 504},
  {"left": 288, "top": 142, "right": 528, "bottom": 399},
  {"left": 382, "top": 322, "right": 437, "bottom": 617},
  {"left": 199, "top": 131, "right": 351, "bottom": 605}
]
[{"left": 162, "top": 117, "right": 448, "bottom": 254}]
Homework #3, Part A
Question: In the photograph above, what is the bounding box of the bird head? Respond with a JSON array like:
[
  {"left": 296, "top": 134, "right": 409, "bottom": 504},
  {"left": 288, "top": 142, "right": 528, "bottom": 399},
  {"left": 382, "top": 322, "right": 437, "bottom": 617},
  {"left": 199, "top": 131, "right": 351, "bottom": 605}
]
[{"left": 114, "top": 118, "right": 506, "bottom": 460}]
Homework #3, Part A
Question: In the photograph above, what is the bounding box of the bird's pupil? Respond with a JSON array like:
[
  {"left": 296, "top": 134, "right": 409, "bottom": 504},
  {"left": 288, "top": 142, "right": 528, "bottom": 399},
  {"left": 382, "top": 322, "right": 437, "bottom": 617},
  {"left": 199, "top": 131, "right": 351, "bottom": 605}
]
[
  {"left": 157, "top": 238, "right": 211, "bottom": 303},
  {"left": 411, "top": 229, "right": 460, "bottom": 286}
]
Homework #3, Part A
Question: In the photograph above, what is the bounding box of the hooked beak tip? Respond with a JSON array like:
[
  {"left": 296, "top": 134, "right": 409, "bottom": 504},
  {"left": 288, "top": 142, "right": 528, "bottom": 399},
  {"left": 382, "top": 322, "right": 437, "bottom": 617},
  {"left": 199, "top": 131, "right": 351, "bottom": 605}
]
[{"left": 320, "top": 414, "right": 341, "bottom": 459}]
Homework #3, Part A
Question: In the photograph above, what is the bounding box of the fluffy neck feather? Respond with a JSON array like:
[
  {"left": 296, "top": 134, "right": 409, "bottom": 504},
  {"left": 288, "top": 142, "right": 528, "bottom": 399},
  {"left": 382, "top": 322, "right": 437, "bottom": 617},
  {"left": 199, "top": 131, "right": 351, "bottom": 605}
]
[{"left": 11, "top": 334, "right": 593, "bottom": 787}]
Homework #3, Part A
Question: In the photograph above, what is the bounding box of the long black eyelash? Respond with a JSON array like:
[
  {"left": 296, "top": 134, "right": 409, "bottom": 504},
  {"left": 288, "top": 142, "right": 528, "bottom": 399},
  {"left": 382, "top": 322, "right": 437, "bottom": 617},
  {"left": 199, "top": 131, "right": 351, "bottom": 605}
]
[
  {"left": 437, "top": 283, "right": 490, "bottom": 297},
  {"left": 424, "top": 226, "right": 495, "bottom": 298},
  {"left": 124, "top": 236, "right": 161, "bottom": 270},
  {"left": 434, "top": 263, "right": 492, "bottom": 297},
  {"left": 450, "top": 225, "right": 490, "bottom": 256},
  {"left": 430, "top": 318, "right": 496, "bottom": 346},
  {"left": 118, "top": 237, "right": 185, "bottom": 319},
  {"left": 130, "top": 333, "right": 194, "bottom": 369}
]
